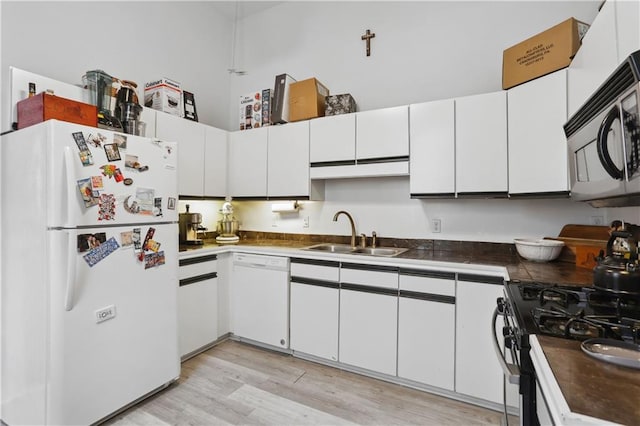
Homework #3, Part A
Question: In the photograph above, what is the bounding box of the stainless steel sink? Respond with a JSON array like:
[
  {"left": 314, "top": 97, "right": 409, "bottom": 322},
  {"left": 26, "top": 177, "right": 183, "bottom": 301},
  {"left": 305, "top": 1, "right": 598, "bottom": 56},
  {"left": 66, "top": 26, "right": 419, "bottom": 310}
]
[
  {"left": 351, "top": 247, "right": 409, "bottom": 257},
  {"left": 303, "top": 243, "right": 355, "bottom": 254},
  {"left": 303, "top": 243, "right": 408, "bottom": 257}
]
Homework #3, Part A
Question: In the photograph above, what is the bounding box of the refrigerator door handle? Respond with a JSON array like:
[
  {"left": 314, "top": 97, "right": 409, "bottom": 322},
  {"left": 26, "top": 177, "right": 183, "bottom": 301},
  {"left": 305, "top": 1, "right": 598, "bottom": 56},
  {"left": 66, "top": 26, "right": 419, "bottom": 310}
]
[
  {"left": 64, "top": 229, "right": 77, "bottom": 311},
  {"left": 63, "top": 146, "right": 76, "bottom": 228}
]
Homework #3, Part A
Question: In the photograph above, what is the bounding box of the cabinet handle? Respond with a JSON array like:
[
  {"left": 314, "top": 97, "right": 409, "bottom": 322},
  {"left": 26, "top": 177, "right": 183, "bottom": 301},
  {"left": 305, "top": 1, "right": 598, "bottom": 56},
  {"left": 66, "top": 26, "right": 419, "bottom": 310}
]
[{"left": 179, "top": 272, "right": 218, "bottom": 287}]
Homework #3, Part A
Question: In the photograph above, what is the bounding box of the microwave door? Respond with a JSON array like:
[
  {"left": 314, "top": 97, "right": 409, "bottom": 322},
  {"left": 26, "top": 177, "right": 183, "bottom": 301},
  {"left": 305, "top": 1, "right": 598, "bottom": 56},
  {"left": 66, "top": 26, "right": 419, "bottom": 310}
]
[
  {"left": 621, "top": 90, "right": 640, "bottom": 193},
  {"left": 570, "top": 111, "right": 626, "bottom": 202}
]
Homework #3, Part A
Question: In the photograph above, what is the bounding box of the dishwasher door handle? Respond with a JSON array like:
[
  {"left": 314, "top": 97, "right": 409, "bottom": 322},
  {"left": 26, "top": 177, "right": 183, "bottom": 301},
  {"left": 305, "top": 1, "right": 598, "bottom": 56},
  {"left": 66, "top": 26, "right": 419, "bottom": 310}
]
[{"left": 492, "top": 306, "right": 520, "bottom": 385}]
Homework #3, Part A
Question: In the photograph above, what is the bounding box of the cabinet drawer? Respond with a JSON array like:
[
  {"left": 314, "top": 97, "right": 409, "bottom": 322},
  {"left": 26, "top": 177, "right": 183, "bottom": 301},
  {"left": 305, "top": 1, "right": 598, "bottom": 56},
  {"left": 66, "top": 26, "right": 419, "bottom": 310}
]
[
  {"left": 340, "top": 263, "right": 398, "bottom": 290},
  {"left": 179, "top": 255, "right": 218, "bottom": 280},
  {"left": 291, "top": 258, "right": 339, "bottom": 282},
  {"left": 399, "top": 270, "right": 455, "bottom": 297}
]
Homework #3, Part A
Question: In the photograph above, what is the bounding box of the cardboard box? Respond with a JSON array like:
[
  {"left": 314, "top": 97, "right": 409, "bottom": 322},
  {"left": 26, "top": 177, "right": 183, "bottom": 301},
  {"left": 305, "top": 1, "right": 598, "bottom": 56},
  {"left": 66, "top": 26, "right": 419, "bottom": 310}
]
[
  {"left": 239, "top": 91, "right": 263, "bottom": 130},
  {"left": 144, "top": 78, "right": 183, "bottom": 117},
  {"left": 289, "top": 77, "right": 330, "bottom": 122},
  {"left": 502, "top": 18, "right": 590, "bottom": 90},
  {"left": 17, "top": 93, "right": 97, "bottom": 129},
  {"left": 272, "top": 73, "right": 296, "bottom": 124},
  {"left": 325, "top": 94, "right": 356, "bottom": 116}
]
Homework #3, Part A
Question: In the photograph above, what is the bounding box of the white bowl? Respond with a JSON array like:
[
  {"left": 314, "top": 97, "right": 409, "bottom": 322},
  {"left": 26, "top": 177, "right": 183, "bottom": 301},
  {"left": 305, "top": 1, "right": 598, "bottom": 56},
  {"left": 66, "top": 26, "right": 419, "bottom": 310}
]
[{"left": 514, "top": 238, "right": 565, "bottom": 262}]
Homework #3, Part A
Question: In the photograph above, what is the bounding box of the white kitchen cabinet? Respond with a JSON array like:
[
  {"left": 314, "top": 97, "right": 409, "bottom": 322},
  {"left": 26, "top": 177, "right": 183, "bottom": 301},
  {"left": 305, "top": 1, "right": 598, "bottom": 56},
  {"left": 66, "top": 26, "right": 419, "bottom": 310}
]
[
  {"left": 409, "top": 99, "right": 455, "bottom": 197},
  {"left": 178, "top": 254, "right": 219, "bottom": 360},
  {"left": 228, "top": 128, "right": 268, "bottom": 197},
  {"left": 203, "top": 126, "right": 228, "bottom": 198},
  {"left": 356, "top": 105, "right": 409, "bottom": 160},
  {"left": 156, "top": 112, "right": 206, "bottom": 197},
  {"left": 508, "top": 70, "right": 569, "bottom": 195},
  {"left": 339, "top": 264, "right": 398, "bottom": 376},
  {"left": 309, "top": 113, "right": 356, "bottom": 164},
  {"left": 615, "top": 0, "right": 640, "bottom": 63},
  {"left": 567, "top": 0, "right": 619, "bottom": 117},
  {"left": 455, "top": 91, "right": 508, "bottom": 196},
  {"left": 397, "top": 270, "right": 455, "bottom": 391},
  {"left": 455, "top": 274, "right": 511, "bottom": 405},
  {"left": 268, "top": 121, "right": 323, "bottom": 199},
  {"left": 289, "top": 258, "right": 340, "bottom": 362}
]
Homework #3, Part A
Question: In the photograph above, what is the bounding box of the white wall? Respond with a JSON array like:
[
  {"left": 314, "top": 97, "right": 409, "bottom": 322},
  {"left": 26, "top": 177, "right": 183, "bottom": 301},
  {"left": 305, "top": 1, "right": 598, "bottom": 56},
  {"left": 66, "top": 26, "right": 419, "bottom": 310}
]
[
  {"left": 231, "top": 178, "right": 606, "bottom": 243},
  {"left": 228, "top": 1, "right": 601, "bottom": 130},
  {"left": 0, "top": 1, "right": 233, "bottom": 132}
]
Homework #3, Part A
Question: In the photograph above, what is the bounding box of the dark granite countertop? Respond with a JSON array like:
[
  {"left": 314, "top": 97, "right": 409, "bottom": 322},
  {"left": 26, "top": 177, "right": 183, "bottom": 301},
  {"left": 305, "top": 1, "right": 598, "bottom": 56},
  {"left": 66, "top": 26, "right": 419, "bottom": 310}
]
[{"left": 536, "top": 335, "right": 640, "bottom": 425}]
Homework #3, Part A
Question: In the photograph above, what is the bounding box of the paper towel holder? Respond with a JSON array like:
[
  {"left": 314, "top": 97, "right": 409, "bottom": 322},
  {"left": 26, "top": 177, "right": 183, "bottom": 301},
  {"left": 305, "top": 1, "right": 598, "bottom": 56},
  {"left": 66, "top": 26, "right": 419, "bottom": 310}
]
[{"left": 271, "top": 201, "right": 300, "bottom": 213}]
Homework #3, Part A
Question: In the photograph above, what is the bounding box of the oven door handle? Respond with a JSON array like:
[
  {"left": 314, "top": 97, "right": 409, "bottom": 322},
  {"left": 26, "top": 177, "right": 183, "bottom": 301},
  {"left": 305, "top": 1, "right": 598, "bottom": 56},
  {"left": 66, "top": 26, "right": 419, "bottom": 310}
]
[{"left": 492, "top": 306, "right": 520, "bottom": 385}]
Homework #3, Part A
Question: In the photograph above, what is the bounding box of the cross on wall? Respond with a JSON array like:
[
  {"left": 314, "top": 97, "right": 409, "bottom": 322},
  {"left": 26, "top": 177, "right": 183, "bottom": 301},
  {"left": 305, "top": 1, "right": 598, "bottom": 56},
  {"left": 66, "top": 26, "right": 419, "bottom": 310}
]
[{"left": 361, "top": 29, "right": 375, "bottom": 57}]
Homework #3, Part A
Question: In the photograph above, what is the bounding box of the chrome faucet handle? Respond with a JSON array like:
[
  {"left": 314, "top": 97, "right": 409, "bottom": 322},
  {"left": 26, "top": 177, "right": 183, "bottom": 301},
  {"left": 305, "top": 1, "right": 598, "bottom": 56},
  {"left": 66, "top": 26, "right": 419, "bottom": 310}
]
[
  {"left": 360, "top": 233, "right": 367, "bottom": 248},
  {"left": 372, "top": 231, "right": 377, "bottom": 248}
]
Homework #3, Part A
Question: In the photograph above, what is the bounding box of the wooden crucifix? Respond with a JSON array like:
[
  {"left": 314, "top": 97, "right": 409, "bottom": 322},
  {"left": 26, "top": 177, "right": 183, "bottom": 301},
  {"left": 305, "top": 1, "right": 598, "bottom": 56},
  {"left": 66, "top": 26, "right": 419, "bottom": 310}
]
[{"left": 361, "top": 29, "right": 375, "bottom": 57}]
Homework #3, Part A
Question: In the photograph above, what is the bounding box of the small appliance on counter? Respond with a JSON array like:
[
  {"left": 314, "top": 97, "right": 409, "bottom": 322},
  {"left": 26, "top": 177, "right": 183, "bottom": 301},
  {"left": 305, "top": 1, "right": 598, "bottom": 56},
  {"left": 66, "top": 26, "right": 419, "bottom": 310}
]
[
  {"left": 216, "top": 202, "right": 239, "bottom": 244},
  {"left": 593, "top": 221, "right": 640, "bottom": 294},
  {"left": 179, "top": 204, "right": 205, "bottom": 245}
]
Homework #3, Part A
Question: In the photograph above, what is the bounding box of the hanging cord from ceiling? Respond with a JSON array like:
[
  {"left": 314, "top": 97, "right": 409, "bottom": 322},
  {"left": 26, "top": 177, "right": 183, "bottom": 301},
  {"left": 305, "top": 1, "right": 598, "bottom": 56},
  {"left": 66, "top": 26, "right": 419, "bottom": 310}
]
[{"left": 228, "top": 1, "right": 247, "bottom": 75}]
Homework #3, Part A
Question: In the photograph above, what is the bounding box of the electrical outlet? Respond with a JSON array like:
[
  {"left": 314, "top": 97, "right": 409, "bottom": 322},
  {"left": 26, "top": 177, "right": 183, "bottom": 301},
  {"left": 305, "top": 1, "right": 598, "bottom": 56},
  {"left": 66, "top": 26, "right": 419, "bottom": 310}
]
[
  {"left": 591, "top": 216, "right": 604, "bottom": 225},
  {"left": 303, "top": 216, "right": 310, "bottom": 228},
  {"left": 95, "top": 305, "right": 116, "bottom": 324},
  {"left": 431, "top": 218, "right": 441, "bottom": 233}
]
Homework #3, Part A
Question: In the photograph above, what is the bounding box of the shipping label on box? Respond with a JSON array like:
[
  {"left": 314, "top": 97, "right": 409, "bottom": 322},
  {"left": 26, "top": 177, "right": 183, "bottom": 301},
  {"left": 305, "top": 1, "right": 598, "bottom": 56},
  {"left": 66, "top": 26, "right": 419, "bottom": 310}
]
[
  {"left": 144, "top": 78, "right": 183, "bottom": 117},
  {"left": 239, "top": 91, "right": 263, "bottom": 130},
  {"left": 502, "top": 18, "right": 589, "bottom": 90}
]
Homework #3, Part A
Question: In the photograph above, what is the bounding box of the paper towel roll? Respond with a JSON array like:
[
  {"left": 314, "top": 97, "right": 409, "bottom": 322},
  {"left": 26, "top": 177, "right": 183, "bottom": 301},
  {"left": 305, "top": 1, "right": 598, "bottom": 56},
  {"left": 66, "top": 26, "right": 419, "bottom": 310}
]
[{"left": 271, "top": 201, "right": 299, "bottom": 213}]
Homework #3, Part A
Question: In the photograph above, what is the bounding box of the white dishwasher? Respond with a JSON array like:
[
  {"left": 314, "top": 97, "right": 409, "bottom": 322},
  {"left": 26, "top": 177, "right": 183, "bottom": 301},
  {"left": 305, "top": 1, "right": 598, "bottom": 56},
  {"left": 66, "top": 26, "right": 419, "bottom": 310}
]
[{"left": 231, "top": 253, "right": 290, "bottom": 349}]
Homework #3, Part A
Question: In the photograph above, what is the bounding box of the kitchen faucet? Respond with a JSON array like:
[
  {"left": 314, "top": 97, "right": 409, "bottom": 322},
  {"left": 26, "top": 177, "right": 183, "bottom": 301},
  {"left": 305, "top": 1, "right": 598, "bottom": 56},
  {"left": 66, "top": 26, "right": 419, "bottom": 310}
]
[{"left": 333, "top": 210, "right": 357, "bottom": 248}]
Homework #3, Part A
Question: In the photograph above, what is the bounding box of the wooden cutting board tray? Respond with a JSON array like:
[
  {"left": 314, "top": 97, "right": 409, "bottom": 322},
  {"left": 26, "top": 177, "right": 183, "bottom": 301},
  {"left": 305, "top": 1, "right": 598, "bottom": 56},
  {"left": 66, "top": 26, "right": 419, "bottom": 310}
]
[{"left": 544, "top": 224, "right": 609, "bottom": 266}]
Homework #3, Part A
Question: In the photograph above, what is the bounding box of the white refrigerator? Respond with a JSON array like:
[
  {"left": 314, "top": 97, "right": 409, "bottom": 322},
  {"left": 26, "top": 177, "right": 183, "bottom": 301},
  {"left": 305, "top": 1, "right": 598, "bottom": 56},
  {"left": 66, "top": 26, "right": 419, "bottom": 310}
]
[{"left": 1, "top": 120, "right": 180, "bottom": 425}]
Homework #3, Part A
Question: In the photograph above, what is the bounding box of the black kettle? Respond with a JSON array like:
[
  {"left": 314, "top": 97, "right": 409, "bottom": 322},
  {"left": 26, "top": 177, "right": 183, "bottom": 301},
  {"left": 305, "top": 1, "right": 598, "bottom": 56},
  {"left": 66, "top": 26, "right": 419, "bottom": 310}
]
[{"left": 593, "top": 227, "right": 640, "bottom": 295}]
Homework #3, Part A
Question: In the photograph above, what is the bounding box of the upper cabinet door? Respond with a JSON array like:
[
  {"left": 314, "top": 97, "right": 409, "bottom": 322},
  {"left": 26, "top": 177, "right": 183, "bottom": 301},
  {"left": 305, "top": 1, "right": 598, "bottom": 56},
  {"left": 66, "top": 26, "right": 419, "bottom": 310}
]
[
  {"left": 508, "top": 70, "right": 568, "bottom": 195},
  {"left": 615, "top": 0, "right": 640, "bottom": 62},
  {"left": 356, "top": 105, "right": 409, "bottom": 160},
  {"left": 455, "top": 91, "right": 508, "bottom": 195},
  {"left": 268, "top": 121, "right": 310, "bottom": 198},
  {"left": 156, "top": 112, "right": 206, "bottom": 197},
  {"left": 203, "top": 126, "right": 228, "bottom": 198},
  {"left": 228, "top": 128, "right": 268, "bottom": 197},
  {"left": 409, "top": 99, "right": 455, "bottom": 197},
  {"left": 567, "top": 0, "right": 618, "bottom": 116},
  {"left": 309, "top": 114, "right": 356, "bottom": 164}
]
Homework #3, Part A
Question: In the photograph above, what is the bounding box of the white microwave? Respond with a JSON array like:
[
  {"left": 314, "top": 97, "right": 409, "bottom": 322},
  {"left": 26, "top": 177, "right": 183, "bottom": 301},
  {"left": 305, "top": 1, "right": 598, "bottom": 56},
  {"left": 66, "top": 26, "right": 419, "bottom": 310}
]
[{"left": 565, "top": 50, "right": 640, "bottom": 207}]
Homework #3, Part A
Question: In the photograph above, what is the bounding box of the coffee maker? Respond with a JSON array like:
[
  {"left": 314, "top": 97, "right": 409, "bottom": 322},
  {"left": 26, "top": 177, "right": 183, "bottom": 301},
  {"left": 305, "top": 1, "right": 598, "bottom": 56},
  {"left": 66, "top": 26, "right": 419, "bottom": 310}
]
[{"left": 179, "top": 204, "right": 205, "bottom": 245}]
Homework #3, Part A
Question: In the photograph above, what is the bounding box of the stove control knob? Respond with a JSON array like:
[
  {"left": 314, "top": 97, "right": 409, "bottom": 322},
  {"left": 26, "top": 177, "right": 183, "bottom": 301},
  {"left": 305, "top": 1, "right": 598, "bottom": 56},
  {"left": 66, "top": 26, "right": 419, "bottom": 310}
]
[
  {"left": 502, "top": 326, "right": 512, "bottom": 337},
  {"left": 496, "top": 297, "right": 505, "bottom": 314},
  {"left": 505, "top": 337, "right": 514, "bottom": 350}
]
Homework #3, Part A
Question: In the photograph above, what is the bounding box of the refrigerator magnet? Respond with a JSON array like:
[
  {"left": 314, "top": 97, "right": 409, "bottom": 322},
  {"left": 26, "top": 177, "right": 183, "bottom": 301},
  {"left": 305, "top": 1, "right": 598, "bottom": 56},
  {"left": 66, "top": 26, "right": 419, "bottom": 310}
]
[
  {"left": 114, "top": 168, "right": 124, "bottom": 183},
  {"left": 132, "top": 228, "right": 142, "bottom": 253},
  {"left": 87, "top": 133, "right": 107, "bottom": 148},
  {"left": 77, "top": 232, "right": 107, "bottom": 253},
  {"left": 91, "top": 176, "right": 104, "bottom": 191},
  {"left": 124, "top": 154, "right": 139, "bottom": 170},
  {"left": 123, "top": 178, "right": 133, "bottom": 186},
  {"left": 77, "top": 178, "right": 98, "bottom": 208},
  {"left": 167, "top": 197, "right": 176, "bottom": 210},
  {"left": 78, "top": 150, "right": 94, "bottom": 166},
  {"left": 83, "top": 237, "right": 120, "bottom": 267},
  {"left": 120, "top": 231, "right": 134, "bottom": 247},
  {"left": 123, "top": 195, "right": 140, "bottom": 214},
  {"left": 147, "top": 239, "right": 161, "bottom": 253},
  {"left": 154, "top": 197, "right": 163, "bottom": 217},
  {"left": 104, "top": 144, "right": 121, "bottom": 162},
  {"left": 144, "top": 251, "right": 165, "bottom": 269},
  {"left": 72, "top": 132, "right": 89, "bottom": 151},
  {"left": 114, "top": 134, "right": 127, "bottom": 150},
  {"left": 98, "top": 194, "right": 116, "bottom": 221}
]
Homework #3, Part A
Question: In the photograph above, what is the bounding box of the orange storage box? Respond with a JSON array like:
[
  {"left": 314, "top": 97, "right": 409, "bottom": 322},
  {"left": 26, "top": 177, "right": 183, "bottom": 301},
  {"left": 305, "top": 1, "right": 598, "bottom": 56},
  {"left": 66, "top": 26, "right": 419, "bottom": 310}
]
[{"left": 17, "top": 93, "right": 97, "bottom": 130}]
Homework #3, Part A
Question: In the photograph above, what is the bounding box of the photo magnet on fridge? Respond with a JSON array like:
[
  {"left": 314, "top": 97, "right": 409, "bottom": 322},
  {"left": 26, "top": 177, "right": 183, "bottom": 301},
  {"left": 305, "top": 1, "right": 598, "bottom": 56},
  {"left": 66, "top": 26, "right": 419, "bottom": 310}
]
[
  {"left": 77, "top": 232, "right": 107, "bottom": 253},
  {"left": 144, "top": 251, "right": 165, "bottom": 269},
  {"left": 120, "top": 230, "right": 134, "bottom": 247},
  {"left": 114, "top": 134, "right": 127, "bottom": 150},
  {"left": 78, "top": 150, "right": 94, "bottom": 166},
  {"left": 104, "top": 144, "right": 121, "bottom": 162},
  {"left": 83, "top": 237, "right": 120, "bottom": 267},
  {"left": 72, "top": 131, "right": 89, "bottom": 151},
  {"left": 77, "top": 178, "right": 98, "bottom": 208}
]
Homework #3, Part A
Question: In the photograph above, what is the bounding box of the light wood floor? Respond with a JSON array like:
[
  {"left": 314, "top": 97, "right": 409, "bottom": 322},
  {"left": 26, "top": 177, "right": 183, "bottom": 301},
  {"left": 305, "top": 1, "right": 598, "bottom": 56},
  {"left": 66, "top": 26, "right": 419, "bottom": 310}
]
[{"left": 106, "top": 340, "right": 517, "bottom": 425}]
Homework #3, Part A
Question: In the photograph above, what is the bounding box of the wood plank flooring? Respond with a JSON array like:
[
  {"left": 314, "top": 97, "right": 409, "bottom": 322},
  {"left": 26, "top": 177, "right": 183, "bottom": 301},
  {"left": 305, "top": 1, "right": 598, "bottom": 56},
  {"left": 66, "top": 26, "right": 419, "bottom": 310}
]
[{"left": 106, "top": 340, "right": 517, "bottom": 425}]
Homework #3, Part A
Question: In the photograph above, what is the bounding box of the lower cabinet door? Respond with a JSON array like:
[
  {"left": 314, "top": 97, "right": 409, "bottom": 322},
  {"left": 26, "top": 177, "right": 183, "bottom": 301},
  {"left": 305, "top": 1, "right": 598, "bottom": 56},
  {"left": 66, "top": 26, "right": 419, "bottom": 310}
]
[
  {"left": 339, "top": 289, "right": 397, "bottom": 376},
  {"left": 177, "top": 276, "right": 218, "bottom": 358},
  {"left": 290, "top": 282, "right": 339, "bottom": 361},
  {"left": 455, "top": 278, "right": 506, "bottom": 404},
  {"left": 397, "top": 297, "right": 455, "bottom": 390}
]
